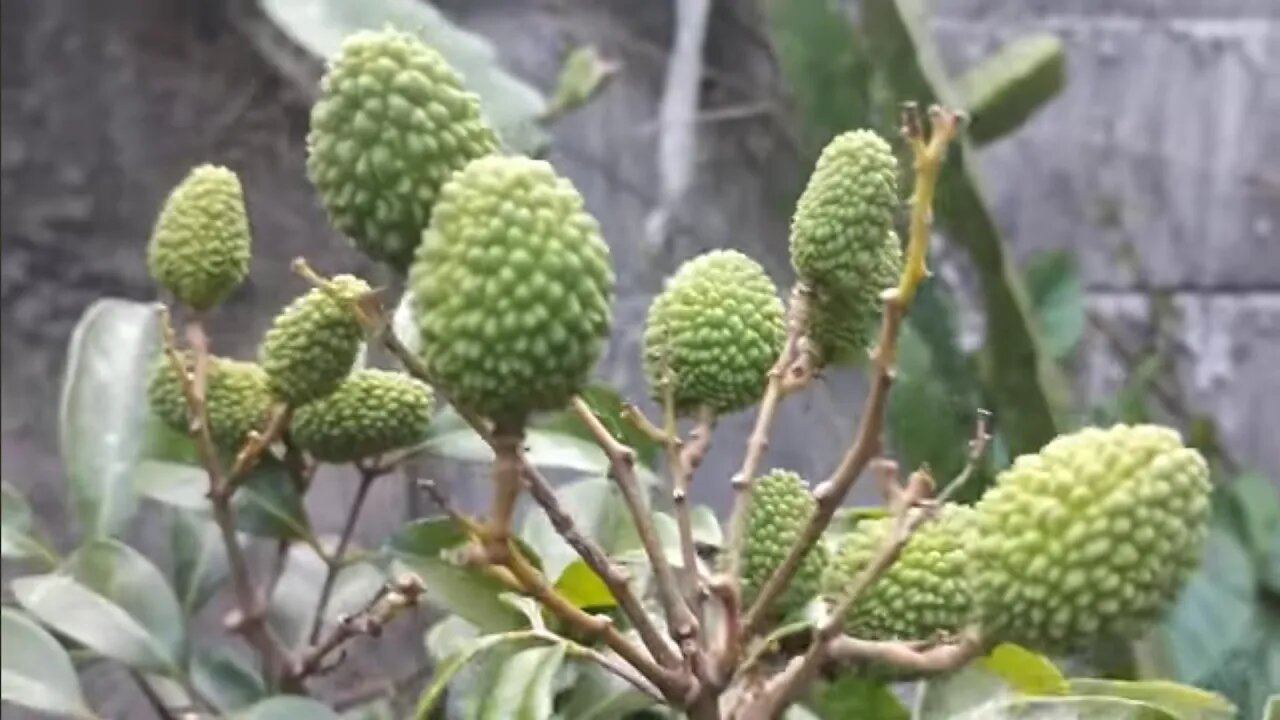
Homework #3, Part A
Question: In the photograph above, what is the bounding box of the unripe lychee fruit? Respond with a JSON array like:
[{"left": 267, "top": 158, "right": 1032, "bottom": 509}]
[
  {"left": 291, "top": 369, "right": 433, "bottom": 463},
  {"left": 805, "top": 233, "right": 900, "bottom": 365},
  {"left": 147, "top": 354, "right": 272, "bottom": 450},
  {"left": 643, "top": 250, "right": 784, "bottom": 415},
  {"left": 823, "top": 505, "right": 976, "bottom": 641},
  {"left": 739, "top": 470, "right": 828, "bottom": 620},
  {"left": 307, "top": 28, "right": 499, "bottom": 271},
  {"left": 409, "top": 156, "right": 614, "bottom": 425},
  {"left": 147, "top": 165, "right": 251, "bottom": 310},
  {"left": 259, "top": 275, "right": 370, "bottom": 407},
  {"left": 972, "top": 424, "right": 1212, "bottom": 651}
]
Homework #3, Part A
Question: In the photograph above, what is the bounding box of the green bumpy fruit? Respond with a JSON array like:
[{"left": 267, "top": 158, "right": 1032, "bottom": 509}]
[
  {"left": 789, "top": 131, "right": 902, "bottom": 364},
  {"left": 291, "top": 369, "right": 433, "bottom": 463},
  {"left": 972, "top": 424, "right": 1212, "bottom": 651},
  {"left": 147, "top": 354, "right": 272, "bottom": 450},
  {"left": 824, "top": 505, "right": 976, "bottom": 641},
  {"left": 147, "top": 164, "right": 251, "bottom": 310},
  {"left": 259, "top": 275, "right": 370, "bottom": 406},
  {"left": 642, "top": 250, "right": 784, "bottom": 415},
  {"left": 739, "top": 470, "right": 828, "bottom": 619},
  {"left": 307, "top": 28, "right": 499, "bottom": 271},
  {"left": 409, "top": 156, "right": 614, "bottom": 424}
]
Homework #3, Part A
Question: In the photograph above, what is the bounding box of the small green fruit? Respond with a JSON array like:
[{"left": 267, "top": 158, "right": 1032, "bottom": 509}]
[
  {"left": 739, "top": 470, "right": 828, "bottom": 620},
  {"left": 972, "top": 424, "right": 1212, "bottom": 651},
  {"left": 643, "top": 250, "right": 784, "bottom": 415},
  {"left": 259, "top": 275, "right": 370, "bottom": 406},
  {"left": 291, "top": 369, "right": 433, "bottom": 463},
  {"left": 147, "top": 354, "right": 272, "bottom": 450},
  {"left": 823, "top": 505, "right": 975, "bottom": 641},
  {"left": 409, "top": 155, "right": 614, "bottom": 424},
  {"left": 147, "top": 165, "right": 251, "bottom": 310},
  {"left": 307, "top": 28, "right": 499, "bottom": 271}
]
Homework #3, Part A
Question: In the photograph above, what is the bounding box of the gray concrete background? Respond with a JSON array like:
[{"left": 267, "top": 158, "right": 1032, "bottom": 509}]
[{"left": 2, "top": 0, "right": 1277, "bottom": 715}]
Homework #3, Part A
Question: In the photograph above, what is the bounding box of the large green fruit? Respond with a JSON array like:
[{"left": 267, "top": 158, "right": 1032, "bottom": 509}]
[
  {"left": 307, "top": 28, "right": 499, "bottom": 271},
  {"left": 972, "top": 424, "right": 1212, "bottom": 651},
  {"left": 823, "top": 505, "right": 975, "bottom": 641},
  {"left": 147, "top": 164, "right": 251, "bottom": 310},
  {"left": 409, "top": 156, "right": 614, "bottom": 425},
  {"left": 259, "top": 275, "right": 370, "bottom": 407},
  {"left": 291, "top": 369, "right": 433, "bottom": 463},
  {"left": 147, "top": 354, "right": 272, "bottom": 450},
  {"left": 805, "top": 232, "right": 900, "bottom": 365},
  {"left": 739, "top": 470, "right": 828, "bottom": 620},
  {"left": 642, "top": 250, "right": 784, "bottom": 415}
]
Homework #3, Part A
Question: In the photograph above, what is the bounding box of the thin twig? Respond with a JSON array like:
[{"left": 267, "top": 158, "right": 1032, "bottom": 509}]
[
  {"left": 290, "top": 574, "right": 425, "bottom": 683},
  {"left": 936, "top": 410, "right": 992, "bottom": 504},
  {"left": 308, "top": 463, "right": 381, "bottom": 645},
  {"left": 131, "top": 670, "right": 177, "bottom": 720},
  {"left": 673, "top": 406, "right": 715, "bottom": 617}
]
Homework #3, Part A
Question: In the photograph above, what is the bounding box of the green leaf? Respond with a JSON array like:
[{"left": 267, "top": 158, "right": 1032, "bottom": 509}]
[
  {"left": 538, "top": 384, "right": 663, "bottom": 472},
  {"left": 170, "top": 511, "right": 229, "bottom": 615},
  {"left": 388, "top": 518, "right": 527, "bottom": 632},
  {"left": 191, "top": 646, "right": 265, "bottom": 713},
  {"left": 478, "top": 643, "right": 566, "bottom": 720},
  {"left": 1067, "top": 679, "right": 1236, "bottom": 720},
  {"left": 966, "top": 696, "right": 1180, "bottom": 719},
  {"left": 236, "top": 696, "right": 341, "bottom": 720},
  {"left": 690, "top": 504, "right": 723, "bottom": 549},
  {"left": 959, "top": 33, "right": 1066, "bottom": 145},
  {"left": 809, "top": 676, "right": 908, "bottom": 720},
  {"left": 1025, "top": 250, "right": 1085, "bottom": 360},
  {"left": 554, "top": 657, "right": 656, "bottom": 720},
  {"left": 979, "top": 643, "right": 1068, "bottom": 695},
  {"left": 915, "top": 660, "right": 1017, "bottom": 720},
  {"left": 257, "top": 0, "right": 548, "bottom": 153},
  {"left": 545, "top": 45, "right": 617, "bottom": 120},
  {"left": 416, "top": 627, "right": 544, "bottom": 719},
  {"left": 1, "top": 481, "right": 58, "bottom": 567},
  {"left": 266, "top": 544, "right": 385, "bottom": 650},
  {"left": 134, "top": 456, "right": 312, "bottom": 540},
  {"left": 60, "top": 298, "right": 161, "bottom": 538},
  {"left": 554, "top": 559, "right": 615, "bottom": 610},
  {"left": 13, "top": 539, "right": 184, "bottom": 673},
  {"left": 0, "top": 607, "right": 94, "bottom": 719},
  {"left": 1223, "top": 472, "right": 1280, "bottom": 589},
  {"left": 1265, "top": 695, "right": 1278, "bottom": 720}
]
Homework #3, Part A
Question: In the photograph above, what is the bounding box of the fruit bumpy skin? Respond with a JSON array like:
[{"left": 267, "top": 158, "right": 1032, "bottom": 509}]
[
  {"left": 409, "top": 156, "right": 614, "bottom": 425},
  {"left": 307, "top": 29, "right": 499, "bottom": 271},
  {"left": 259, "top": 275, "right": 370, "bottom": 407},
  {"left": 147, "top": 164, "right": 251, "bottom": 310},
  {"left": 642, "top": 250, "right": 784, "bottom": 415},
  {"left": 739, "top": 470, "right": 829, "bottom": 620},
  {"left": 972, "top": 424, "right": 1212, "bottom": 652},
  {"left": 291, "top": 369, "right": 433, "bottom": 463},
  {"left": 823, "top": 505, "right": 975, "bottom": 641},
  {"left": 788, "top": 131, "right": 902, "bottom": 364},
  {"left": 147, "top": 354, "right": 272, "bottom": 450}
]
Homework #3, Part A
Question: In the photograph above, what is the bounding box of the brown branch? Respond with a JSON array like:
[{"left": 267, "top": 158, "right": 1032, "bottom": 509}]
[
  {"left": 290, "top": 574, "right": 425, "bottom": 683},
  {"left": 621, "top": 403, "right": 676, "bottom": 445},
  {"left": 484, "top": 428, "right": 524, "bottom": 560},
  {"left": 308, "top": 463, "right": 382, "bottom": 645},
  {"left": 673, "top": 406, "right": 715, "bottom": 619}
]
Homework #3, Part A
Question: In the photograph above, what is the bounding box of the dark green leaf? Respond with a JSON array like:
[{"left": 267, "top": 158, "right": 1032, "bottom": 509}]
[
  {"left": 388, "top": 518, "right": 527, "bottom": 632},
  {"left": 257, "top": 0, "right": 548, "bottom": 153},
  {"left": 959, "top": 33, "right": 1066, "bottom": 145},
  {"left": 809, "top": 676, "right": 907, "bottom": 720},
  {"left": 191, "top": 646, "right": 265, "bottom": 713},
  {"left": 1067, "top": 679, "right": 1236, "bottom": 720},
  {"left": 235, "top": 696, "right": 341, "bottom": 720},
  {"left": 60, "top": 298, "right": 161, "bottom": 537},
  {"left": 0, "top": 607, "right": 94, "bottom": 719},
  {"left": 1, "top": 481, "right": 58, "bottom": 567},
  {"left": 170, "top": 511, "right": 229, "bottom": 615},
  {"left": 1025, "top": 250, "right": 1085, "bottom": 360},
  {"left": 979, "top": 643, "right": 1067, "bottom": 695},
  {"left": 478, "top": 643, "right": 566, "bottom": 720},
  {"left": 554, "top": 560, "right": 615, "bottom": 610},
  {"left": 135, "top": 456, "right": 312, "bottom": 540},
  {"left": 13, "top": 539, "right": 184, "bottom": 673}
]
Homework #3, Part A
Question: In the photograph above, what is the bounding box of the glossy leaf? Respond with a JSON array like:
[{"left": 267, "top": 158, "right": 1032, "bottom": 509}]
[
  {"left": 192, "top": 646, "right": 265, "bottom": 713},
  {"left": 809, "top": 676, "right": 908, "bottom": 720},
  {"left": 1025, "top": 250, "right": 1085, "bottom": 360},
  {"left": 236, "top": 696, "right": 341, "bottom": 720},
  {"left": 980, "top": 643, "right": 1068, "bottom": 696},
  {"left": 1068, "top": 679, "right": 1236, "bottom": 720},
  {"left": 134, "top": 456, "right": 312, "bottom": 540},
  {"left": 1, "top": 481, "right": 57, "bottom": 567},
  {"left": 60, "top": 298, "right": 160, "bottom": 537},
  {"left": 170, "top": 511, "right": 230, "bottom": 615},
  {"left": 0, "top": 607, "right": 94, "bottom": 719},
  {"left": 553, "top": 559, "right": 615, "bottom": 610},
  {"left": 257, "top": 0, "right": 548, "bottom": 153}
]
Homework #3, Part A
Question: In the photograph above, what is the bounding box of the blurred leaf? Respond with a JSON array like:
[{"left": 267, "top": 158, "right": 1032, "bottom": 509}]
[
  {"left": 135, "top": 456, "right": 312, "bottom": 540},
  {"left": 13, "top": 539, "right": 184, "bottom": 674},
  {"left": 60, "top": 298, "right": 160, "bottom": 538},
  {"left": 915, "top": 661, "right": 1015, "bottom": 720},
  {"left": 1067, "top": 679, "right": 1236, "bottom": 720},
  {"left": 257, "top": 0, "right": 548, "bottom": 153},
  {"left": 520, "top": 477, "right": 634, "bottom": 580},
  {"left": 236, "top": 696, "right": 341, "bottom": 719},
  {"left": 690, "top": 504, "right": 722, "bottom": 549},
  {"left": 191, "top": 646, "right": 265, "bottom": 713},
  {"left": 170, "top": 511, "right": 229, "bottom": 615},
  {"left": 554, "top": 559, "right": 615, "bottom": 610},
  {"left": 960, "top": 696, "right": 1179, "bottom": 719},
  {"left": 1, "top": 481, "right": 58, "bottom": 567},
  {"left": 1265, "top": 695, "right": 1278, "bottom": 719},
  {"left": 418, "top": 626, "right": 544, "bottom": 720},
  {"left": 0, "top": 607, "right": 94, "bottom": 719},
  {"left": 267, "top": 544, "right": 385, "bottom": 650},
  {"left": 979, "top": 643, "right": 1068, "bottom": 695},
  {"left": 545, "top": 45, "right": 617, "bottom": 120},
  {"left": 1223, "top": 472, "right": 1280, "bottom": 589},
  {"left": 1025, "top": 250, "right": 1085, "bottom": 360},
  {"left": 392, "top": 291, "right": 422, "bottom": 356},
  {"left": 343, "top": 698, "right": 395, "bottom": 720},
  {"left": 478, "top": 643, "right": 566, "bottom": 720},
  {"left": 388, "top": 518, "right": 527, "bottom": 632},
  {"left": 539, "top": 384, "right": 663, "bottom": 472},
  {"left": 554, "top": 657, "right": 656, "bottom": 720},
  {"left": 960, "top": 33, "right": 1066, "bottom": 145},
  {"left": 809, "top": 676, "right": 908, "bottom": 719}
]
